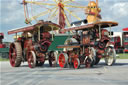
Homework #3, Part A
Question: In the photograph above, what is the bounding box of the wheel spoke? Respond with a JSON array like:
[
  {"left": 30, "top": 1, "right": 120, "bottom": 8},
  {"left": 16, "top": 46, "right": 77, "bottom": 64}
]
[
  {"left": 25, "top": 1, "right": 56, "bottom": 6},
  {"left": 30, "top": 54, "right": 33, "bottom": 63},
  {"left": 27, "top": 51, "right": 36, "bottom": 68},
  {"left": 62, "top": 56, "right": 65, "bottom": 64},
  {"left": 49, "top": 52, "right": 57, "bottom": 67},
  {"left": 28, "top": 6, "right": 57, "bottom": 22},
  {"left": 53, "top": 0, "right": 58, "bottom": 3},
  {"left": 10, "top": 46, "right": 16, "bottom": 63},
  {"left": 11, "top": 58, "right": 15, "bottom": 62},
  {"left": 73, "top": 58, "right": 80, "bottom": 69},
  {"left": 48, "top": 8, "right": 58, "bottom": 20},
  {"left": 59, "top": 53, "right": 66, "bottom": 68},
  {"left": 64, "top": 4, "right": 85, "bottom": 8},
  {"left": 63, "top": 0, "right": 75, "bottom": 4},
  {"left": 105, "top": 47, "right": 116, "bottom": 66},
  {"left": 74, "top": 60, "right": 78, "bottom": 68},
  {"left": 64, "top": 7, "right": 81, "bottom": 20},
  {"left": 86, "top": 59, "right": 90, "bottom": 68}
]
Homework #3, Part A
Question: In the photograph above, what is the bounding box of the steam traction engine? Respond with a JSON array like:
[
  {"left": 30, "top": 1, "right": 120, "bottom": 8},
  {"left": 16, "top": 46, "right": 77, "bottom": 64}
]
[
  {"left": 57, "top": 24, "right": 97, "bottom": 69},
  {"left": 57, "top": 21, "right": 118, "bottom": 69},
  {"left": 92, "top": 21, "right": 118, "bottom": 66},
  {"left": 8, "top": 21, "right": 60, "bottom": 68}
]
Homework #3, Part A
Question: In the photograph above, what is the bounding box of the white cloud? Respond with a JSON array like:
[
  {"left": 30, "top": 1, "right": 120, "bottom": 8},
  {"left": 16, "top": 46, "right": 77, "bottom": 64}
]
[
  {"left": 110, "top": 2, "right": 128, "bottom": 17},
  {"left": 3, "top": 10, "right": 24, "bottom": 23},
  {"left": 7, "top": 1, "right": 18, "bottom": 10},
  {"left": 1, "top": 0, "right": 24, "bottom": 24},
  {"left": 99, "top": 1, "right": 128, "bottom": 32}
]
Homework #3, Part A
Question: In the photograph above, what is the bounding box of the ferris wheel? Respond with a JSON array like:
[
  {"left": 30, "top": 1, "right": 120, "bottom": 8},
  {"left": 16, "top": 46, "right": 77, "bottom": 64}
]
[{"left": 22, "top": 0, "right": 86, "bottom": 29}]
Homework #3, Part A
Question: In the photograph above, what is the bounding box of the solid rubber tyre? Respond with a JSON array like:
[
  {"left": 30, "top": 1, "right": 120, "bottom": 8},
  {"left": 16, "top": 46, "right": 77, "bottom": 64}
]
[
  {"left": 104, "top": 47, "right": 116, "bottom": 66},
  {"left": 27, "top": 51, "right": 36, "bottom": 68},
  {"left": 49, "top": 51, "right": 58, "bottom": 67},
  {"left": 58, "top": 53, "right": 68, "bottom": 68},
  {"left": 73, "top": 58, "right": 80, "bottom": 69},
  {"left": 9, "top": 42, "right": 22, "bottom": 67}
]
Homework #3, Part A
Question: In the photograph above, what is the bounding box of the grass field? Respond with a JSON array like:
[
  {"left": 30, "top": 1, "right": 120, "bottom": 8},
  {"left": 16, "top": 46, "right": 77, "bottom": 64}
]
[
  {"left": 0, "top": 58, "right": 9, "bottom": 61},
  {"left": 117, "top": 53, "right": 128, "bottom": 59}
]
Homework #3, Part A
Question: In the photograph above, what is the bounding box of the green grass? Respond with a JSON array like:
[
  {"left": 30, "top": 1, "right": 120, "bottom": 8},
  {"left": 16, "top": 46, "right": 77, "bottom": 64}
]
[
  {"left": 0, "top": 57, "right": 9, "bottom": 61},
  {"left": 117, "top": 53, "right": 128, "bottom": 59}
]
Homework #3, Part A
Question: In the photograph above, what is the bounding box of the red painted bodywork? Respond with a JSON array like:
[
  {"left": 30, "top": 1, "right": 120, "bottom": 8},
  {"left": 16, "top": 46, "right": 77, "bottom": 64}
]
[
  {"left": 0, "top": 33, "right": 4, "bottom": 38},
  {"left": 8, "top": 21, "right": 60, "bottom": 68},
  {"left": 123, "top": 27, "right": 128, "bottom": 31},
  {"left": 122, "top": 28, "right": 128, "bottom": 52},
  {"left": 124, "top": 42, "right": 128, "bottom": 52},
  {"left": 110, "top": 36, "right": 121, "bottom": 50},
  {"left": 0, "top": 33, "right": 6, "bottom": 48},
  {"left": 123, "top": 36, "right": 128, "bottom": 52},
  {"left": 0, "top": 44, "right": 6, "bottom": 48}
]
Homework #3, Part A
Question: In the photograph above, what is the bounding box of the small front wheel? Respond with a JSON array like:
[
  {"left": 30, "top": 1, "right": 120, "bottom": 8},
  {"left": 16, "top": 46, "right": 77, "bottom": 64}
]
[
  {"left": 73, "top": 58, "right": 80, "bottom": 69},
  {"left": 85, "top": 47, "right": 96, "bottom": 68},
  {"left": 49, "top": 51, "right": 58, "bottom": 67},
  {"left": 104, "top": 47, "right": 116, "bottom": 66},
  {"left": 27, "top": 51, "right": 36, "bottom": 68},
  {"left": 58, "top": 53, "right": 68, "bottom": 68}
]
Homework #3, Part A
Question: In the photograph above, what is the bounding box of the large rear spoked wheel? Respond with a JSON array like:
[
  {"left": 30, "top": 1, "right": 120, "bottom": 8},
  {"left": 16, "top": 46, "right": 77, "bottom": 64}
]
[
  {"left": 9, "top": 42, "right": 22, "bottom": 67},
  {"left": 105, "top": 47, "right": 116, "bottom": 66},
  {"left": 27, "top": 51, "right": 36, "bottom": 68},
  {"left": 58, "top": 53, "right": 68, "bottom": 68}
]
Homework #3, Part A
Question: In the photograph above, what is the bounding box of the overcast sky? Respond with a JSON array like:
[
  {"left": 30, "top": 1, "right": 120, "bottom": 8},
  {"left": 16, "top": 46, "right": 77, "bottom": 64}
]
[{"left": 0, "top": 0, "right": 128, "bottom": 42}]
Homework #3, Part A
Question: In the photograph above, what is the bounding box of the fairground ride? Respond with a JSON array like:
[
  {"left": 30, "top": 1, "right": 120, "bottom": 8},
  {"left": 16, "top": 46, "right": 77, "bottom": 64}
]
[{"left": 22, "top": 0, "right": 86, "bottom": 31}]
